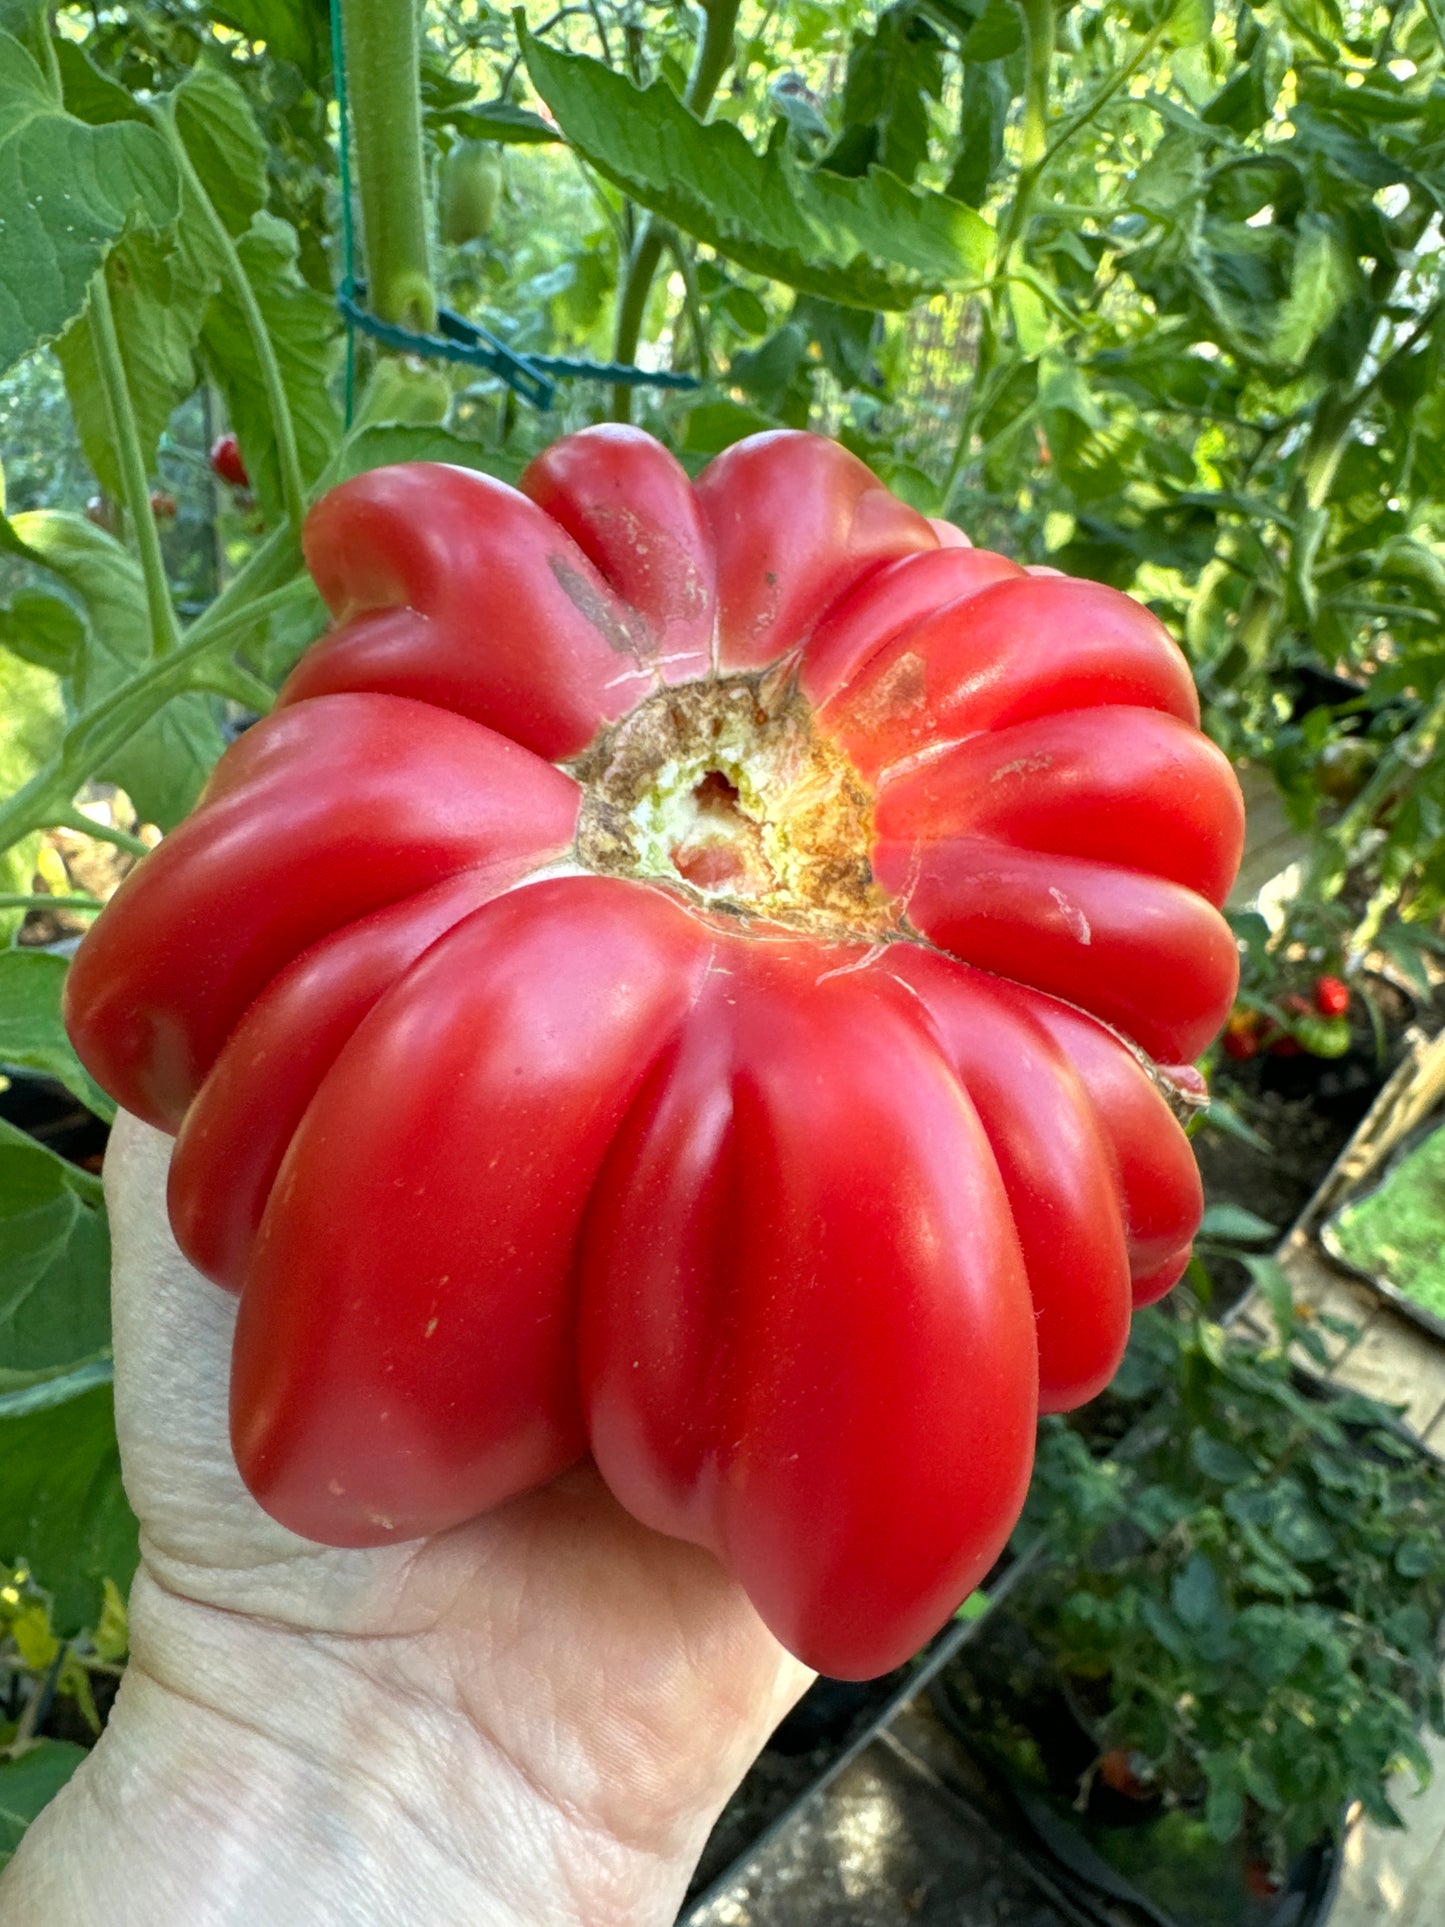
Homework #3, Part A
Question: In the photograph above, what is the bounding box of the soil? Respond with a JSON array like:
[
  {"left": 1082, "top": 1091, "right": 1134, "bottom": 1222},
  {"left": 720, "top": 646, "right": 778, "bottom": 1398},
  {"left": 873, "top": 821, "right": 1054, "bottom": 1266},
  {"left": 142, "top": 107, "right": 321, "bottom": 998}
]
[{"left": 1194, "top": 1091, "right": 1355, "bottom": 1311}]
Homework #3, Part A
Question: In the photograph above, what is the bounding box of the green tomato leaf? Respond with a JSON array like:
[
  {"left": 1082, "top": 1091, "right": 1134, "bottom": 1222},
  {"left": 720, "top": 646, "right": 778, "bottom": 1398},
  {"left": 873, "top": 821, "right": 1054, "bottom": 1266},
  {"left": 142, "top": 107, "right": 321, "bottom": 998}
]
[
  {"left": 1140, "top": 1594, "right": 1191, "bottom": 1658},
  {"left": 0, "top": 1113, "right": 101, "bottom": 1202},
  {"left": 0, "top": 1740, "right": 89, "bottom": 1871},
  {"left": 1171, "top": 1551, "right": 1223, "bottom": 1629},
  {"left": 1037, "top": 353, "right": 1102, "bottom": 427},
  {"left": 0, "top": 31, "right": 179, "bottom": 375},
  {"left": 1009, "top": 277, "right": 1051, "bottom": 356},
  {"left": 353, "top": 356, "right": 451, "bottom": 429},
  {"left": 443, "top": 97, "right": 561, "bottom": 145},
  {"left": 56, "top": 67, "right": 269, "bottom": 500},
  {"left": 1268, "top": 214, "right": 1354, "bottom": 368},
  {"left": 1197, "top": 1201, "right": 1278, "bottom": 1243},
  {"left": 1128, "top": 128, "right": 1206, "bottom": 224},
  {"left": 520, "top": 28, "right": 991, "bottom": 310},
  {"left": 829, "top": 4, "right": 945, "bottom": 184},
  {"left": 960, "top": 0, "right": 1025, "bottom": 63},
  {"left": 946, "top": 60, "right": 1011, "bottom": 209},
  {"left": 330, "top": 422, "right": 526, "bottom": 488},
  {"left": 1203, "top": 1763, "right": 1245, "bottom": 1841},
  {"left": 171, "top": 63, "right": 268, "bottom": 241},
  {"left": 1167, "top": 0, "right": 1213, "bottom": 48},
  {"left": 0, "top": 591, "right": 84, "bottom": 676},
  {"left": 200, "top": 212, "right": 342, "bottom": 522},
  {"left": 0, "top": 1382, "right": 137, "bottom": 1637},
  {"left": 715, "top": 282, "right": 770, "bottom": 337},
  {"left": 0, "top": 1127, "right": 111, "bottom": 1395},
  {"left": 11, "top": 509, "right": 224, "bottom": 829},
  {"left": 0, "top": 644, "right": 63, "bottom": 941},
  {"left": 55, "top": 222, "right": 214, "bottom": 504},
  {"left": 54, "top": 37, "right": 147, "bottom": 126},
  {"left": 207, "top": 0, "right": 331, "bottom": 89},
  {"left": 1395, "top": 1536, "right": 1438, "bottom": 1579},
  {"left": 0, "top": 0, "right": 46, "bottom": 63},
  {"left": 0, "top": 950, "right": 113, "bottom": 1122},
  {"left": 1190, "top": 1432, "right": 1256, "bottom": 1483}
]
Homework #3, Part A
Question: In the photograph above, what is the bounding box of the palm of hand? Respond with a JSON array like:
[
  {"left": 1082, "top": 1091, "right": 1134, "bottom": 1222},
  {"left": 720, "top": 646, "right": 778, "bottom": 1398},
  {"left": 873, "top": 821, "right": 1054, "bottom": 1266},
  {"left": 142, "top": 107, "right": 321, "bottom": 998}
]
[{"left": 104, "top": 1112, "right": 812, "bottom": 1882}]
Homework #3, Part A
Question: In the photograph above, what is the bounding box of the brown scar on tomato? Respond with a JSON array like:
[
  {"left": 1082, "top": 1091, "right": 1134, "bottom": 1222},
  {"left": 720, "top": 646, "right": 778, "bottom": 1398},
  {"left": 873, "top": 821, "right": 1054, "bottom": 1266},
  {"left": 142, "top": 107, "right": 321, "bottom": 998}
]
[
  {"left": 847, "top": 650, "right": 929, "bottom": 736},
  {"left": 569, "top": 673, "right": 896, "bottom": 939},
  {"left": 548, "top": 555, "right": 651, "bottom": 665}
]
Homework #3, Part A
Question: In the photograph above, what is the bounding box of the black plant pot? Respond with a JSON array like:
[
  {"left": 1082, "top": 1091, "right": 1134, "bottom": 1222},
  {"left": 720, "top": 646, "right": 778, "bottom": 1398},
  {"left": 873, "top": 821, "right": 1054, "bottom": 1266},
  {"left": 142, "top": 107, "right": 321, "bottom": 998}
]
[
  {"left": 930, "top": 1623, "right": 1345, "bottom": 1927},
  {"left": 0, "top": 1070, "right": 109, "bottom": 1170},
  {"left": 678, "top": 1546, "right": 1041, "bottom": 1919}
]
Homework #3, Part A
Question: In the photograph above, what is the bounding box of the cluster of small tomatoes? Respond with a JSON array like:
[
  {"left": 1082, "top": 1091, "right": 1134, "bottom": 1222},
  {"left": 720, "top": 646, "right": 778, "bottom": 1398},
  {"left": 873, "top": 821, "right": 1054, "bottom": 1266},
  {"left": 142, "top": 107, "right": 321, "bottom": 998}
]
[
  {"left": 1221, "top": 974, "right": 1352, "bottom": 1061},
  {"left": 85, "top": 434, "right": 249, "bottom": 535}
]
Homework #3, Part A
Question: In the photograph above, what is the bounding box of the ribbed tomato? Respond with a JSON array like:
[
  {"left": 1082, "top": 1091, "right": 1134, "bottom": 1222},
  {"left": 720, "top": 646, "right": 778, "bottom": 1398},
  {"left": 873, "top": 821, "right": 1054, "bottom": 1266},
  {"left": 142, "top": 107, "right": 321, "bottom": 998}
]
[{"left": 64, "top": 427, "right": 1243, "bottom": 1677}]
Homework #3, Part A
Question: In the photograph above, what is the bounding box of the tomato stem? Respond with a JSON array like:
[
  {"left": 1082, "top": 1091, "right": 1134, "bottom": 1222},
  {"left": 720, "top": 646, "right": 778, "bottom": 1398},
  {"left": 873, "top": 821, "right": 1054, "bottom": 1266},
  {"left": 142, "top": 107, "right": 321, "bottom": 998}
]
[
  {"left": 55, "top": 811, "right": 151, "bottom": 860},
  {"left": 0, "top": 893, "right": 104, "bottom": 915},
  {"left": 610, "top": 0, "right": 740, "bottom": 420},
  {"left": 84, "top": 269, "right": 181, "bottom": 658},
  {"left": 338, "top": 0, "right": 437, "bottom": 334},
  {"left": 1018, "top": 0, "right": 1054, "bottom": 172},
  {"left": 160, "top": 102, "right": 308, "bottom": 530},
  {"left": 0, "top": 567, "right": 308, "bottom": 859}
]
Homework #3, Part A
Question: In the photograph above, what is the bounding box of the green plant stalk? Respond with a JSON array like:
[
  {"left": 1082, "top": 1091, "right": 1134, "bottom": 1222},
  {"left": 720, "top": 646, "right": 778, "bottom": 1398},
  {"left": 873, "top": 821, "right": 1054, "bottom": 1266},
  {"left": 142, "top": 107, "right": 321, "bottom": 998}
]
[
  {"left": 35, "top": 14, "right": 61, "bottom": 98},
  {"left": 947, "top": 11, "right": 1170, "bottom": 507},
  {"left": 1308, "top": 675, "right": 1445, "bottom": 934},
  {"left": 0, "top": 557, "right": 305, "bottom": 860},
  {"left": 0, "top": 374, "right": 453, "bottom": 865},
  {"left": 1037, "top": 17, "right": 1170, "bottom": 178},
  {"left": 1223, "top": 297, "right": 1437, "bottom": 719},
  {"left": 662, "top": 228, "right": 709, "bottom": 376},
  {"left": 13, "top": 1647, "right": 67, "bottom": 1750},
  {"left": 610, "top": 0, "right": 741, "bottom": 418},
  {"left": 1018, "top": 0, "right": 1055, "bottom": 172},
  {"left": 85, "top": 271, "right": 180, "bottom": 658},
  {"left": 339, "top": 0, "right": 436, "bottom": 332},
  {"left": 0, "top": 894, "right": 103, "bottom": 914},
  {"left": 998, "top": 14, "right": 1170, "bottom": 273},
  {"left": 161, "top": 107, "right": 308, "bottom": 529},
  {"left": 196, "top": 660, "right": 278, "bottom": 712},
  {"left": 688, "top": 0, "right": 743, "bottom": 113},
  {"left": 55, "top": 812, "right": 150, "bottom": 858},
  {"left": 610, "top": 229, "right": 666, "bottom": 421}
]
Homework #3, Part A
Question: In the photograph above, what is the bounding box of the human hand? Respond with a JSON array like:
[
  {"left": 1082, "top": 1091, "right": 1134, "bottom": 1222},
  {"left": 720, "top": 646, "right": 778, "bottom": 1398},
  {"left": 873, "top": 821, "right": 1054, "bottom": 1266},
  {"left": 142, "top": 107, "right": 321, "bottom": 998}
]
[{"left": 0, "top": 1112, "right": 812, "bottom": 1926}]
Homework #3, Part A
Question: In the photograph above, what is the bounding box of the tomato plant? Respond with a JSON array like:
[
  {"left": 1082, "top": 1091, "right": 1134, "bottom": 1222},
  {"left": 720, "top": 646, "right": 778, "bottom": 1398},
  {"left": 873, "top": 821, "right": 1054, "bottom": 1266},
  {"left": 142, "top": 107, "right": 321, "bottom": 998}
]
[{"left": 998, "top": 1293, "right": 1445, "bottom": 1888}]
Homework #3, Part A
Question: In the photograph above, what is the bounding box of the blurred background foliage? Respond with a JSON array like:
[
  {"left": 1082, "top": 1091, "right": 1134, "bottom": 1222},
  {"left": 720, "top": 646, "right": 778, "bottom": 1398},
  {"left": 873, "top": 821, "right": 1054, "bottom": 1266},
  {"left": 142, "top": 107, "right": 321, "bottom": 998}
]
[{"left": 4, "top": 0, "right": 1443, "bottom": 970}]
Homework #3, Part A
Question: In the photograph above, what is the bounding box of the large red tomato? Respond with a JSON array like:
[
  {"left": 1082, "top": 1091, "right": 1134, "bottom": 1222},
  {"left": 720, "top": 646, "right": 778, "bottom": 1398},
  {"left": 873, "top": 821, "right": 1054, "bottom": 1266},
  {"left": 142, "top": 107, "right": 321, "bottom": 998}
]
[{"left": 64, "top": 428, "right": 1243, "bottom": 1678}]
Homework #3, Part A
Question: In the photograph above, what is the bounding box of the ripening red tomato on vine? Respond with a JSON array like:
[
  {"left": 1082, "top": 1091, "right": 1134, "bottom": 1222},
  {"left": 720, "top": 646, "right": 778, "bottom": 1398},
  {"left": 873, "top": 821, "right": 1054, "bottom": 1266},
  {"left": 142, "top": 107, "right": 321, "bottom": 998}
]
[
  {"left": 209, "top": 431, "right": 248, "bottom": 489},
  {"left": 64, "top": 428, "right": 1244, "bottom": 1677},
  {"left": 1313, "top": 974, "right": 1350, "bottom": 1017}
]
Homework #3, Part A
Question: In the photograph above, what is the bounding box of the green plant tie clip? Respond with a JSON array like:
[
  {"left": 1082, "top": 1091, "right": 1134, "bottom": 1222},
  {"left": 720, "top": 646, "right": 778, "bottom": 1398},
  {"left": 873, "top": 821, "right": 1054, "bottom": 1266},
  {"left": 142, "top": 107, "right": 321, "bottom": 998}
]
[{"left": 328, "top": 0, "right": 701, "bottom": 418}]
